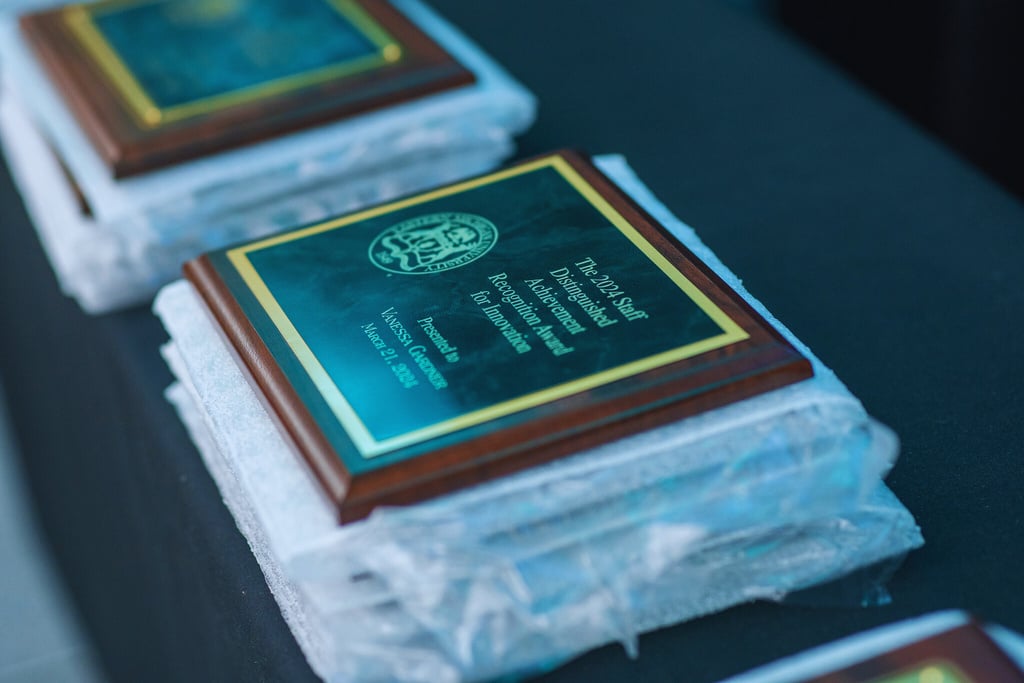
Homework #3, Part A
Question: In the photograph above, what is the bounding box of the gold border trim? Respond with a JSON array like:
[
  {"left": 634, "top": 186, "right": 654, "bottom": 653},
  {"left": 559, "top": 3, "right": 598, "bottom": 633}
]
[
  {"left": 63, "top": 0, "right": 402, "bottom": 128},
  {"left": 228, "top": 155, "right": 751, "bottom": 458}
]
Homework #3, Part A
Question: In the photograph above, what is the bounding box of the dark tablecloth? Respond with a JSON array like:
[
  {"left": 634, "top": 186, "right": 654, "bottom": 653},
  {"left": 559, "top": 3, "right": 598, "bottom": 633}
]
[{"left": 1, "top": 1, "right": 1022, "bottom": 681}]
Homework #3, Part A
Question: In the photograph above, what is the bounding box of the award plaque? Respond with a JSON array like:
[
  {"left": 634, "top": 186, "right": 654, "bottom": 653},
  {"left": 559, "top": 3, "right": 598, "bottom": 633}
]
[
  {"left": 184, "top": 150, "right": 813, "bottom": 522},
  {"left": 20, "top": 0, "right": 475, "bottom": 177},
  {"left": 799, "top": 622, "right": 1024, "bottom": 682}
]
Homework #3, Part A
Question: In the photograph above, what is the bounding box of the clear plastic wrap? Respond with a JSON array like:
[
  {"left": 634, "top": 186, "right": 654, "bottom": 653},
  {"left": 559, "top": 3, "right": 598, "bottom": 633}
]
[{"left": 153, "top": 156, "right": 922, "bottom": 682}]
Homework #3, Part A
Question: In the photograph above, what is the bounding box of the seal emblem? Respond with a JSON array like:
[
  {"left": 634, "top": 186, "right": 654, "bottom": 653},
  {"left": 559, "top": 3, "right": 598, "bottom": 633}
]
[{"left": 368, "top": 213, "right": 498, "bottom": 275}]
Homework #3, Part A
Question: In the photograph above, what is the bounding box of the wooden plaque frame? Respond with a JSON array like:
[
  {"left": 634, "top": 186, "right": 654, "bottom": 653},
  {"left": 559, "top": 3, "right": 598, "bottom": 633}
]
[
  {"left": 184, "top": 150, "right": 814, "bottom": 523},
  {"left": 806, "top": 621, "right": 1024, "bottom": 682},
  {"left": 20, "top": 0, "right": 475, "bottom": 178}
]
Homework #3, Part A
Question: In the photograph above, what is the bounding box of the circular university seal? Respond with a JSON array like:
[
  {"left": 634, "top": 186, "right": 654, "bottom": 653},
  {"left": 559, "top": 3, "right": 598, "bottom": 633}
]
[{"left": 368, "top": 213, "right": 498, "bottom": 275}]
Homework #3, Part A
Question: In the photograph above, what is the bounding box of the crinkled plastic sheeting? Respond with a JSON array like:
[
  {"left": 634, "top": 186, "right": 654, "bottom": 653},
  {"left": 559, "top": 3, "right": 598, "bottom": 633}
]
[
  {"left": 153, "top": 156, "right": 923, "bottom": 682},
  {"left": 0, "top": 0, "right": 536, "bottom": 312}
]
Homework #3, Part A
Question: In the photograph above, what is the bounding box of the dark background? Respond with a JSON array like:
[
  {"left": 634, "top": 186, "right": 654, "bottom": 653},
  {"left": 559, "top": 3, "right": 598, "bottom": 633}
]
[
  {"left": 773, "top": 0, "right": 1024, "bottom": 201},
  {"left": 1, "top": 2, "right": 1023, "bottom": 682}
]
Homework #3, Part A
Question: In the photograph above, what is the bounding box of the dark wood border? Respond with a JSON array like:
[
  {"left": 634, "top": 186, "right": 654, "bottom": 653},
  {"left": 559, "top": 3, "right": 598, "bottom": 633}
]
[
  {"left": 20, "top": 0, "right": 476, "bottom": 178},
  {"left": 810, "top": 620, "right": 1024, "bottom": 682},
  {"left": 185, "top": 150, "right": 814, "bottom": 523}
]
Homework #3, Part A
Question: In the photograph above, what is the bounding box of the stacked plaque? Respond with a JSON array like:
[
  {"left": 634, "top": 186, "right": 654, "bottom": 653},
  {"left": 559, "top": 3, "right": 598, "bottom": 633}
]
[
  {"left": 716, "top": 612, "right": 1024, "bottom": 683},
  {"left": 0, "top": 0, "right": 534, "bottom": 312},
  {"left": 155, "top": 152, "right": 922, "bottom": 682}
]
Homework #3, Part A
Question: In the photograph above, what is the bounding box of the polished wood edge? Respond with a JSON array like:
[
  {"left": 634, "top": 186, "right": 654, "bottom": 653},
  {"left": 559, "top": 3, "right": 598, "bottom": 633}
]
[
  {"left": 184, "top": 256, "right": 351, "bottom": 520},
  {"left": 19, "top": 12, "right": 124, "bottom": 170},
  {"left": 341, "top": 352, "right": 811, "bottom": 522}
]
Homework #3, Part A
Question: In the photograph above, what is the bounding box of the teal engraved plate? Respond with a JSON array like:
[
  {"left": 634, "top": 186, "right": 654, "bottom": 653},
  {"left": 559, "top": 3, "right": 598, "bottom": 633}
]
[
  {"left": 190, "top": 151, "right": 811, "bottom": 520},
  {"left": 67, "top": 0, "right": 398, "bottom": 125}
]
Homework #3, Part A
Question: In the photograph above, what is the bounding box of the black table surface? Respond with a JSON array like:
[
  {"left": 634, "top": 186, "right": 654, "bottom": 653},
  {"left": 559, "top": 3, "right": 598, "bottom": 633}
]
[{"left": 2, "top": 2, "right": 1023, "bottom": 681}]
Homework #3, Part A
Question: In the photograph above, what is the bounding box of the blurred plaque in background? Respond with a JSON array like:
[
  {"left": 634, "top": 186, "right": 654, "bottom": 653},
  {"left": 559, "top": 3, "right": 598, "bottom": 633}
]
[
  {"left": 799, "top": 621, "right": 1024, "bottom": 682},
  {"left": 20, "top": 0, "right": 474, "bottom": 176}
]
